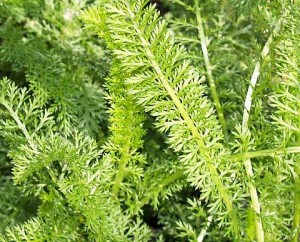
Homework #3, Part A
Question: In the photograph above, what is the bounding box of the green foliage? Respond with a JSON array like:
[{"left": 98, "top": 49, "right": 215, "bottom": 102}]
[
  {"left": 1, "top": 0, "right": 300, "bottom": 241},
  {"left": 0, "top": 0, "right": 108, "bottom": 136}
]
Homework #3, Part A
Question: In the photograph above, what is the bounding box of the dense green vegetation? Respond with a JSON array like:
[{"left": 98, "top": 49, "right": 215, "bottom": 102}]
[{"left": 0, "top": 0, "right": 299, "bottom": 241}]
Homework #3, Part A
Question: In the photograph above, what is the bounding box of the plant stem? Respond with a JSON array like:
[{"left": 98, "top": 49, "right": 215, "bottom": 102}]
[
  {"left": 197, "top": 215, "right": 212, "bottom": 242},
  {"left": 292, "top": 163, "right": 300, "bottom": 242},
  {"left": 194, "top": 0, "right": 228, "bottom": 139},
  {"left": 1, "top": 101, "right": 38, "bottom": 153},
  {"left": 220, "top": 0, "right": 228, "bottom": 12},
  {"left": 241, "top": 10, "right": 286, "bottom": 242},
  {"left": 243, "top": 159, "right": 263, "bottom": 242},
  {"left": 229, "top": 146, "right": 300, "bottom": 161},
  {"left": 292, "top": 81, "right": 300, "bottom": 240},
  {"left": 171, "top": 0, "right": 194, "bottom": 12},
  {"left": 133, "top": 170, "right": 184, "bottom": 214},
  {"left": 112, "top": 148, "right": 129, "bottom": 196},
  {"left": 242, "top": 14, "right": 285, "bottom": 127}
]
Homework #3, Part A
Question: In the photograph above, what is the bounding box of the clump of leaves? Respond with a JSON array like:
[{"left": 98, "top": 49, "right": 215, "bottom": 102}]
[{"left": 1, "top": 0, "right": 300, "bottom": 241}]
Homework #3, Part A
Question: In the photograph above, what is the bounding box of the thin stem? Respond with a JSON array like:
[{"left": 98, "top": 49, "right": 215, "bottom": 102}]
[
  {"left": 194, "top": 0, "right": 228, "bottom": 139},
  {"left": 242, "top": 10, "right": 286, "bottom": 126},
  {"left": 243, "top": 159, "right": 263, "bottom": 242},
  {"left": 197, "top": 215, "right": 213, "bottom": 242},
  {"left": 112, "top": 148, "right": 129, "bottom": 196},
  {"left": 220, "top": 0, "right": 228, "bottom": 12},
  {"left": 133, "top": 170, "right": 184, "bottom": 214},
  {"left": 171, "top": 0, "right": 194, "bottom": 12},
  {"left": 229, "top": 146, "right": 300, "bottom": 161},
  {"left": 292, "top": 77, "right": 300, "bottom": 240},
  {"left": 292, "top": 164, "right": 300, "bottom": 242},
  {"left": 241, "top": 10, "right": 287, "bottom": 242},
  {"left": 1, "top": 101, "right": 38, "bottom": 154}
]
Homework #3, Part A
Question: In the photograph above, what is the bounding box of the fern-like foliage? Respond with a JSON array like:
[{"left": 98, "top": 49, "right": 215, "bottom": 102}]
[
  {"left": 0, "top": 0, "right": 108, "bottom": 136},
  {"left": 82, "top": 0, "right": 243, "bottom": 238},
  {"left": 0, "top": 217, "right": 81, "bottom": 242},
  {"left": 101, "top": 61, "right": 147, "bottom": 200},
  {"left": 259, "top": 4, "right": 300, "bottom": 241},
  {"left": 82, "top": 0, "right": 300, "bottom": 241},
  {"left": 1, "top": 0, "right": 300, "bottom": 241},
  {"left": 0, "top": 78, "right": 151, "bottom": 241}
]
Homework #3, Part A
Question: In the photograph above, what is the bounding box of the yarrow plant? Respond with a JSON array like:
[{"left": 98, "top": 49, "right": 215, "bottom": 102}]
[{"left": 0, "top": 0, "right": 299, "bottom": 241}]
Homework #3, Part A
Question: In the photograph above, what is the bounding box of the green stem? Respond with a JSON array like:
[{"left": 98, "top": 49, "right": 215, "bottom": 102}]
[
  {"left": 171, "top": 0, "right": 194, "bottom": 12},
  {"left": 133, "top": 170, "right": 184, "bottom": 214},
  {"left": 243, "top": 158, "right": 263, "bottom": 242},
  {"left": 241, "top": 10, "right": 287, "bottom": 242},
  {"left": 1, "top": 101, "right": 38, "bottom": 154},
  {"left": 194, "top": 0, "right": 228, "bottom": 139},
  {"left": 229, "top": 146, "right": 300, "bottom": 161},
  {"left": 112, "top": 147, "right": 130, "bottom": 196},
  {"left": 292, "top": 164, "right": 300, "bottom": 242},
  {"left": 292, "top": 68, "right": 300, "bottom": 240},
  {"left": 220, "top": 0, "right": 228, "bottom": 12}
]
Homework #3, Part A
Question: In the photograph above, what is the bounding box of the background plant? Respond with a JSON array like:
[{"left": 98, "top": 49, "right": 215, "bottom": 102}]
[{"left": 0, "top": 0, "right": 299, "bottom": 241}]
